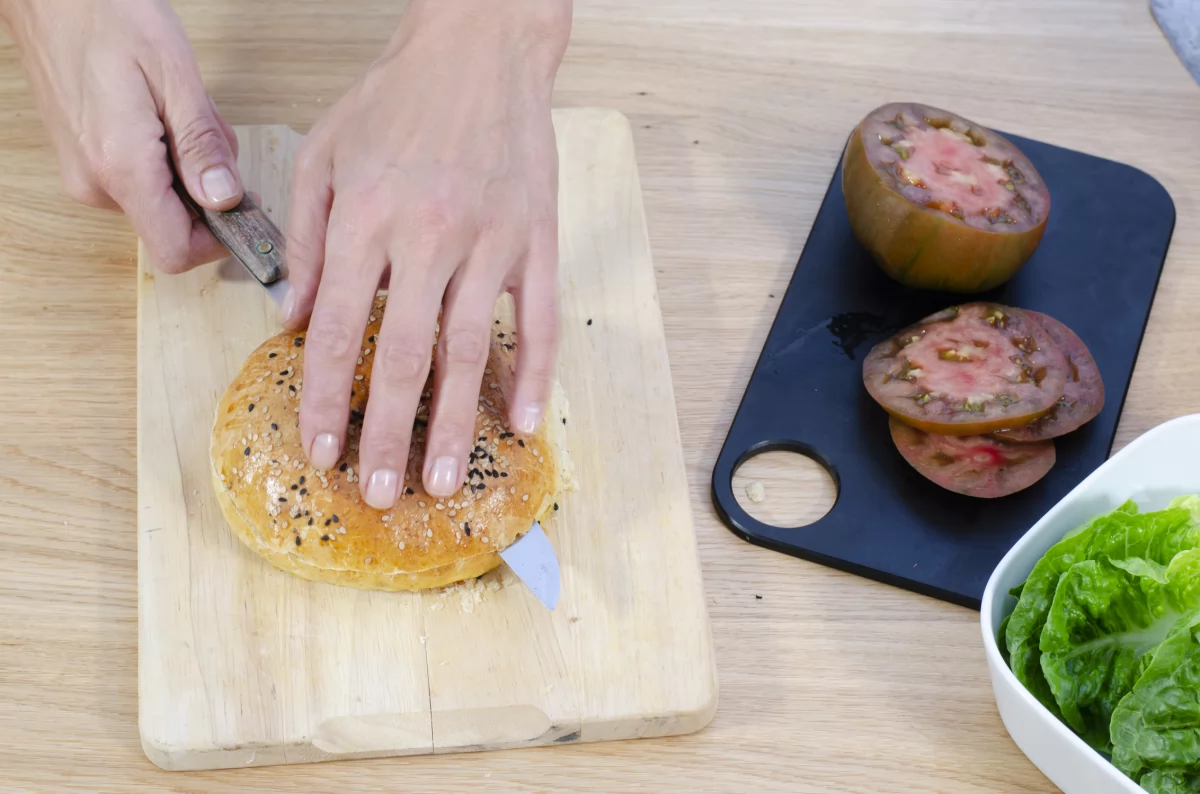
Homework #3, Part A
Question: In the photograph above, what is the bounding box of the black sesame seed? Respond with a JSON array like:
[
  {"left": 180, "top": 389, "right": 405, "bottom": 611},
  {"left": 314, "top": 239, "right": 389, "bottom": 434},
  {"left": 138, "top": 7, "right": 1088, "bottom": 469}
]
[
  {"left": 339, "top": 463, "right": 348, "bottom": 472},
  {"left": 488, "top": 455, "right": 494, "bottom": 463},
  {"left": 368, "top": 335, "right": 377, "bottom": 343},
  {"left": 304, "top": 510, "right": 310, "bottom": 516},
  {"left": 562, "top": 417, "right": 567, "bottom": 425},
  {"left": 479, "top": 435, "right": 487, "bottom": 441},
  {"left": 321, "top": 535, "right": 330, "bottom": 542},
  {"left": 587, "top": 319, "right": 593, "bottom": 326},
  {"left": 464, "top": 522, "right": 472, "bottom": 536},
  {"left": 295, "top": 536, "right": 302, "bottom": 546},
  {"left": 325, "top": 519, "right": 331, "bottom": 526},
  {"left": 291, "top": 484, "right": 298, "bottom": 490},
  {"left": 299, "top": 476, "right": 306, "bottom": 484},
  {"left": 554, "top": 503, "right": 559, "bottom": 511},
  {"left": 350, "top": 410, "right": 364, "bottom": 424},
  {"left": 501, "top": 472, "right": 508, "bottom": 478},
  {"left": 405, "top": 487, "right": 415, "bottom": 495},
  {"left": 243, "top": 447, "right": 251, "bottom": 456},
  {"left": 294, "top": 337, "right": 304, "bottom": 347},
  {"left": 278, "top": 497, "right": 287, "bottom": 503},
  {"left": 269, "top": 353, "right": 277, "bottom": 359},
  {"left": 498, "top": 332, "right": 505, "bottom": 338},
  {"left": 289, "top": 386, "right": 297, "bottom": 396},
  {"left": 518, "top": 439, "right": 525, "bottom": 448},
  {"left": 332, "top": 515, "right": 339, "bottom": 523},
  {"left": 248, "top": 403, "right": 255, "bottom": 412},
  {"left": 299, "top": 488, "right": 307, "bottom": 496},
  {"left": 308, "top": 518, "right": 313, "bottom": 525},
  {"left": 276, "top": 379, "right": 284, "bottom": 385},
  {"left": 271, "top": 423, "right": 278, "bottom": 431}
]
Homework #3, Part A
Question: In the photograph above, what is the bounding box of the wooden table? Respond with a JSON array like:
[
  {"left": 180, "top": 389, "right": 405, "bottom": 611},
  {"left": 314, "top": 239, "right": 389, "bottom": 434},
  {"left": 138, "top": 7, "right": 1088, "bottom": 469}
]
[{"left": 3, "top": 1, "right": 1198, "bottom": 791}]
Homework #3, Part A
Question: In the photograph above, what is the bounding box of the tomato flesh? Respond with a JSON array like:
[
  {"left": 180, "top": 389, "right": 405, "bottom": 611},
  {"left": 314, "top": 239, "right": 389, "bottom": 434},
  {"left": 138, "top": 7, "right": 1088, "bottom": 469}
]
[
  {"left": 889, "top": 417, "right": 1056, "bottom": 498},
  {"left": 863, "top": 303, "right": 1069, "bottom": 435},
  {"left": 842, "top": 102, "right": 1051, "bottom": 293},
  {"left": 993, "top": 311, "right": 1105, "bottom": 443}
]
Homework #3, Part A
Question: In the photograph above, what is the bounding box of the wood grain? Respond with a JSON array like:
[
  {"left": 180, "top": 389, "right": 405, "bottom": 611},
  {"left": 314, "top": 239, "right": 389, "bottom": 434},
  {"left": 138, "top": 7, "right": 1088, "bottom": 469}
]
[
  {"left": 137, "top": 115, "right": 716, "bottom": 770},
  {"left": 3, "top": 0, "right": 1200, "bottom": 790}
]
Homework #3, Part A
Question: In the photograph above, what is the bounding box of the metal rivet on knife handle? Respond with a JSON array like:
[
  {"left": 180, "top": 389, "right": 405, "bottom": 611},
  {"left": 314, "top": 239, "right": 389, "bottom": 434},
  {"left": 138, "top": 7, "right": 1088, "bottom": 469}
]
[{"left": 170, "top": 178, "right": 286, "bottom": 287}]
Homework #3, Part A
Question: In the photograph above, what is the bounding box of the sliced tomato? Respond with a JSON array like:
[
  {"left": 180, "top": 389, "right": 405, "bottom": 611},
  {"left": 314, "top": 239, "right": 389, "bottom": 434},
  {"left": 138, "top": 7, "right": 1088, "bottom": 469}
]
[
  {"left": 862, "top": 303, "right": 1069, "bottom": 435},
  {"left": 842, "top": 101, "right": 1051, "bottom": 293},
  {"left": 993, "top": 311, "right": 1105, "bottom": 442},
  {"left": 889, "top": 417, "right": 1056, "bottom": 498}
]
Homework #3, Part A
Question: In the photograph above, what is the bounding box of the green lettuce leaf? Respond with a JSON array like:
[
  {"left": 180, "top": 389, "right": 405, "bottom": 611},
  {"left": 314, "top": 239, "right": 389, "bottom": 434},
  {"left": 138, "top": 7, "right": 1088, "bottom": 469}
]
[
  {"left": 1005, "top": 500, "right": 1200, "bottom": 720},
  {"left": 1138, "top": 769, "right": 1200, "bottom": 794},
  {"left": 1110, "top": 607, "right": 1200, "bottom": 781},
  {"left": 1040, "top": 549, "right": 1200, "bottom": 752},
  {"left": 1005, "top": 500, "right": 1140, "bottom": 717}
]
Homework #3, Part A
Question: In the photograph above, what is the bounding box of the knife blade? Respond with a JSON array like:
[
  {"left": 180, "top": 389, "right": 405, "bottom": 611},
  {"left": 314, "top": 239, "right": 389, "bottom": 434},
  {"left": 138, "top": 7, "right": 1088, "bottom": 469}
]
[
  {"left": 498, "top": 522, "right": 561, "bottom": 610},
  {"left": 172, "top": 178, "right": 291, "bottom": 306}
]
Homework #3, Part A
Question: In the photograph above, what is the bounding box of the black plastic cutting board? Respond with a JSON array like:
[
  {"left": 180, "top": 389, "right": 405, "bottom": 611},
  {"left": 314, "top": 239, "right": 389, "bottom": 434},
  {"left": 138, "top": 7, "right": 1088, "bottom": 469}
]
[{"left": 711, "top": 128, "right": 1175, "bottom": 610}]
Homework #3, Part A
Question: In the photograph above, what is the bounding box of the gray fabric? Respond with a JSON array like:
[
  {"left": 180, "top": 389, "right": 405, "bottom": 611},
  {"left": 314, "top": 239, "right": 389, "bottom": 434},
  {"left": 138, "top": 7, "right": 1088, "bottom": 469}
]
[{"left": 1152, "top": 0, "right": 1200, "bottom": 85}]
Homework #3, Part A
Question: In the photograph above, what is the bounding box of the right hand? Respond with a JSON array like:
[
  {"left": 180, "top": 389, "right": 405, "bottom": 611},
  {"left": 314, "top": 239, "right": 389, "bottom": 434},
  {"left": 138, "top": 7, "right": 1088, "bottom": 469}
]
[{"left": 0, "top": 0, "right": 244, "bottom": 273}]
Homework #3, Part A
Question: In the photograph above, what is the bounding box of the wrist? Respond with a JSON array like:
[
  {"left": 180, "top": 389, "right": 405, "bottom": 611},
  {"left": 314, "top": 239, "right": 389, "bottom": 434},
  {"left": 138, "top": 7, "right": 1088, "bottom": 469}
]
[{"left": 396, "top": 0, "right": 572, "bottom": 76}]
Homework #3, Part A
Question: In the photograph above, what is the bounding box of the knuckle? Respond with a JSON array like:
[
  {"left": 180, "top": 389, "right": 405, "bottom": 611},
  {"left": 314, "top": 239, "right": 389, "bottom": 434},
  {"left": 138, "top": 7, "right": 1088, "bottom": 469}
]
[
  {"left": 441, "top": 329, "right": 488, "bottom": 367},
  {"left": 172, "top": 116, "right": 228, "bottom": 164},
  {"left": 151, "top": 241, "right": 191, "bottom": 274},
  {"left": 376, "top": 338, "right": 430, "bottom": 386},
  {"left": 429, "top": 417, "right": 471, "bottom": 445},
  {"left": 306, "top": 314, "right": 362, "bottom": 362},
  {"left": 408, "top": 195, "right": 458, "bottom": 247},
  {"left": 361, "top": 424, "right": 411, "bottom": 459}
]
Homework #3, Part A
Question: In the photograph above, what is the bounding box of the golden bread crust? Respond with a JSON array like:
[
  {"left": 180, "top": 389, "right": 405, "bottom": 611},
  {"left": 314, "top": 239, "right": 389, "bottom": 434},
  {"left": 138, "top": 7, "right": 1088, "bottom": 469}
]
[{"left": 209, "top": 292, "right": 570, "bottom": 591}]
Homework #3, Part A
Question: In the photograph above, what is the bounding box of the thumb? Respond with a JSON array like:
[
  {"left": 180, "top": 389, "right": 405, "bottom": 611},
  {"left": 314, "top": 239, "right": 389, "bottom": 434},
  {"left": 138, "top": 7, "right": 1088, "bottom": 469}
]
[{"left": 161, "top": 73, "right": 243, "bottom": 212}]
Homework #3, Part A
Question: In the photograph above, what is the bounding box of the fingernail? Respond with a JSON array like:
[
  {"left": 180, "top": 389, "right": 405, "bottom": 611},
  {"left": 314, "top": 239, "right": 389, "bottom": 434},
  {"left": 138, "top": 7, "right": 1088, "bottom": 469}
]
[
  {"left": 516, "top": 404, "right": 543, "bottom": 435},
  {"left": 281, "top": 286, "right": 297, "bottom": 325},
  {"left": 427, "top": 457, "right": 460, "bottom": 496},
  {"left": 200, "top": 165, "right": 239, "bottom": 204},
  {"left": 364, "top": 469, "right": 400, "bottom": 510},
  {"left": 309, "top": 432, "right": 340, "bottom": 471}
]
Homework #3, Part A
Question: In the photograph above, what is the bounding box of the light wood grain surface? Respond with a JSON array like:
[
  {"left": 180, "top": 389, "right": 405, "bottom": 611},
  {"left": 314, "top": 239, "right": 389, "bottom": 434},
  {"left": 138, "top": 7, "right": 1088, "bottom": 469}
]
[
  {"left": 3, "top": 0, "right": 1199, "bottom": 791},
  {"left": 137, "top": 116, "right": 715, "bottom": 770}
]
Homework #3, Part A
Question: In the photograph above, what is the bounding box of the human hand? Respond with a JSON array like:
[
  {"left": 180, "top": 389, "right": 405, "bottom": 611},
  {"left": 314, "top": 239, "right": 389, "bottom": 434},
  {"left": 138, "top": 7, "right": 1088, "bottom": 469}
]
[
  {"left": 0, "top": 0, "right": 244, "bottom": 272},
  {"left": 282, "top": 0, "right": 572, "bottom": 508}
]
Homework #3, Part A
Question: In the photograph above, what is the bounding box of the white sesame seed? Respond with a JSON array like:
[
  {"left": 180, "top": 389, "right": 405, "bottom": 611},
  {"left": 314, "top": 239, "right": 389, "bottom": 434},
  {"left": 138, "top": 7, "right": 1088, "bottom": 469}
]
[
  {"left": 355, "top": 374, "right": 364, "bottom": 381},
  {"left": 510, "top": 486, "right": 516, "bottom": 494},
  {"left": 382, "top": 514, "right": 392, "bottom": 522},
  {"left": 435, "top": 503, "right": 444, "bottom": 510},
  {"left": 423, "top": 513, "right": 430, "bottom": 522},
  {"left": 399, "top": 541, "right": 405, "bottom": 549},
  {"left": 427, "top": 528, "right": 433, "bottom": 537},
  {"left": 357, "top": 357, "right": 364, "bottom": 365},
  {"left": 449, "top": 510, "right": 457, "bottom": 517},
  {"left": 418, "top": 501, "right": 426, "bottom": 508},
  {"left": 482, "top": 536, "right": 490, "bottom": 544},
  {"left": 522, "top": 494, "right": 529, "bottom": 502}
]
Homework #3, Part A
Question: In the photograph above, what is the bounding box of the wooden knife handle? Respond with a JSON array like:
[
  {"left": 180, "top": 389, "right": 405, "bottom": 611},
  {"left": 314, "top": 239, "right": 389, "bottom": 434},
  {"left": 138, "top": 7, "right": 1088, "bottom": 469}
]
[{"left": 172, "top": 179, "right": 286, "bottom": 286}]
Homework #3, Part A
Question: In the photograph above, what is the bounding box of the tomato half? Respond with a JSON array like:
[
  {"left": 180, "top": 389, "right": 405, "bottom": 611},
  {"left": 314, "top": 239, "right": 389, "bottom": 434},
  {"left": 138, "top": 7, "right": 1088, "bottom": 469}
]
[
  {"left": 889, "top": 417, "right": 1056, "bottom": 498},
  {"left": 863, "top": 303, "right": 1069, "bottom": 435},
  {"left": 993, "top": 311, "right": 1105, "bottom": 443},
  {"left": 842, "top": 101, "right": 1051, "bottom": 293}
]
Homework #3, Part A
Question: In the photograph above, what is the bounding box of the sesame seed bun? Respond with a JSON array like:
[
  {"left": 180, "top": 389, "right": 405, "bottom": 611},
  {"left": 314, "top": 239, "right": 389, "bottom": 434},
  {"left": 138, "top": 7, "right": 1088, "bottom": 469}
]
[{"left": 209, "top": 292, "right": 573, "bottom": 591}]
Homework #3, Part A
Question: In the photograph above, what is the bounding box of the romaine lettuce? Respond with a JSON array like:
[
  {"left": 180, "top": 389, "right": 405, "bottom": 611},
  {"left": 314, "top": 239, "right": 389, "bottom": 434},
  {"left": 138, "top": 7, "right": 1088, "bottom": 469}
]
[
  {"left": 1110, "top": 607, "right": 1200, "bottom": 781},
  {"left": 1040, "top": 549, "right": 1200, "bottom": 751}
]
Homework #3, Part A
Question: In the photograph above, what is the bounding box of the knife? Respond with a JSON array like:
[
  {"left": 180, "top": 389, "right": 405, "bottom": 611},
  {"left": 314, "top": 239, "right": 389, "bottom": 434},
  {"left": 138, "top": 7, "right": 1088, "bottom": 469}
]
[
  {"left": 179, "top": 175, "right": 561, "bottom": 609},
  {"left": 498, "top": 521, "right": 561, "bottom": 610},
  {"left": 172, "top": 178, "right": 291, "bottom": 306}
]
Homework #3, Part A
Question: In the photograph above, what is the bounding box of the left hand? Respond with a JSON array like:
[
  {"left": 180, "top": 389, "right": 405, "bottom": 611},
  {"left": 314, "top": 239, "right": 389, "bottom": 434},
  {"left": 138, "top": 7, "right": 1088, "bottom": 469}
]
[{"left": 282, "top": 0, "right": 572, "bottom": 509}]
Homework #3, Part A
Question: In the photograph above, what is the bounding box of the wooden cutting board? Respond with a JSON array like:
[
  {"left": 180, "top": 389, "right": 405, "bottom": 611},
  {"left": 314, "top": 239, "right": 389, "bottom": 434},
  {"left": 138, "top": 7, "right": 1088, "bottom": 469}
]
[{"left": 137, "top": 108, "right": 717, "bottom": 771}]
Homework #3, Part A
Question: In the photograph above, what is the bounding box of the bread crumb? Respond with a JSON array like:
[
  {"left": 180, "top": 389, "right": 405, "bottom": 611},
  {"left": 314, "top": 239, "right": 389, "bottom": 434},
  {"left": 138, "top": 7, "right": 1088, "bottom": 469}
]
[{"left": 746, "top": 481, "right": 766, "bottom": 503}]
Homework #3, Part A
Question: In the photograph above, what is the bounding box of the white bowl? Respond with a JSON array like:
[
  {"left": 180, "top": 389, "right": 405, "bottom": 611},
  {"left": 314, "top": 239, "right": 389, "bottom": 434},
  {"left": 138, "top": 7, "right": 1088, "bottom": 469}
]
[{"left": 981, "top": 413, "right": 1200, "bottom": 794}]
